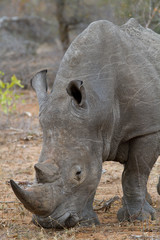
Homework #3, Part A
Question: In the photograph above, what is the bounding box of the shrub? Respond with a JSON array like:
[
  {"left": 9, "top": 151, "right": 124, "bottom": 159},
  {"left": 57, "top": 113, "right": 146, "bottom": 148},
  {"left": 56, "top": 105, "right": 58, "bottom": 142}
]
[{"left": 0, "top": 71, "right": 24, "bottom": 114}]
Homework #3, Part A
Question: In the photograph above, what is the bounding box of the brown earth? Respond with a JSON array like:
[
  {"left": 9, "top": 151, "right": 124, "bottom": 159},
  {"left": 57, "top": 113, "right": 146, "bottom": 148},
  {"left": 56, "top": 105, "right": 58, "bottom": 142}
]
[{"left": 0, "top": 90, "right": 160, "bottom": 240}]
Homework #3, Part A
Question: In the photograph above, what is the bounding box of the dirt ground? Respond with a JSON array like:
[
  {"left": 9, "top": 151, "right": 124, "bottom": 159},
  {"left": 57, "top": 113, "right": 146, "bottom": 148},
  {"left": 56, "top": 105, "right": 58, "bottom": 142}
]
[{"left": 0, "top": 90, "right": 160, "bottom": 240}]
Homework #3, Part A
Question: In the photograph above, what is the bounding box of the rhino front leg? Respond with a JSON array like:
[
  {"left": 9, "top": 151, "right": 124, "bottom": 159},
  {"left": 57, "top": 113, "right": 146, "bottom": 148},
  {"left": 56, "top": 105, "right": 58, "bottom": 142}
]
[
  {"left": 117, "top": 132, "right": 160, "bottom": 222},
  {"left": 79, "top": 192, "right": 100, "bottom": 226}
]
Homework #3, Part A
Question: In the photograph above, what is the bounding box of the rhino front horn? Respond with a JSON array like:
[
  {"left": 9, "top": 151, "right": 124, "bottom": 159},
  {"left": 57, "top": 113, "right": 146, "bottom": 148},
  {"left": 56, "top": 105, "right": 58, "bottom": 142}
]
[
  {"left": 31, "top": 69, "right": 48, "bottom": 110},
  {"left": 10, "top": 180, "right": 54, "bottom": 217}
]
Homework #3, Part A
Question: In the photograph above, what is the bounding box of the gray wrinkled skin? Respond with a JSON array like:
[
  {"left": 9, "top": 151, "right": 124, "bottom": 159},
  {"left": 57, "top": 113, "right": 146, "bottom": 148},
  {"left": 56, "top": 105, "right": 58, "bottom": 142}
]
[{"left": 11, "top": 19, "right": 160, "bottom": 228}]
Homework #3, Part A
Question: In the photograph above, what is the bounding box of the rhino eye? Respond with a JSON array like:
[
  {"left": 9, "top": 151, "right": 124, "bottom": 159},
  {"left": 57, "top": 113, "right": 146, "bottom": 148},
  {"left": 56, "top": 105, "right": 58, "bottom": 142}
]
[
  {"left": 70, "top": 165, "right": 85, "bottom": 184},
  {"left": 76, "top": 170, "right": 81, "bottom": 175},
  {"left": 75, "top": 170, "right": 82, "bottom": 181},
  {"left": 72, "top": 166, "right": 82, "bottom": 182}
]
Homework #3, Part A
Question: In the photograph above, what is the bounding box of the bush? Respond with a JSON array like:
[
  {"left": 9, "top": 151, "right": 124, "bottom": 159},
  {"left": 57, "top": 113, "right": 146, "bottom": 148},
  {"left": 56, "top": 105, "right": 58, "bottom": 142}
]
[{"left": 0, "top": 71, "right": 24, "bottom": 114}]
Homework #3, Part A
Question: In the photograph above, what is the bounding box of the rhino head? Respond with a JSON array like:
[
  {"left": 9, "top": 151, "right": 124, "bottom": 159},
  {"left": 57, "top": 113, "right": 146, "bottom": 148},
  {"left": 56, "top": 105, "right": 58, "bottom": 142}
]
[{"left": 10, "top": 69, "right": 103, "bottom": 228}]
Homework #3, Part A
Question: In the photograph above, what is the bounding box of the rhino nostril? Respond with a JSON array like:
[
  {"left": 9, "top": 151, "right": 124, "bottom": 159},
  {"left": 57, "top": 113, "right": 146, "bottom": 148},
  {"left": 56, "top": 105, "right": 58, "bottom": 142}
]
[{"left": 75, "top": 170, "right": 81, "bottom": 181}]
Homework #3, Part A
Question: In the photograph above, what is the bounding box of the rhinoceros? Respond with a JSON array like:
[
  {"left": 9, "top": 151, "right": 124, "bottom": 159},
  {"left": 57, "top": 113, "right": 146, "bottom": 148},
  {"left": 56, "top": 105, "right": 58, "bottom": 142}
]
[{"left": 10, "top": 18, "right": 160, "bottom": 228}]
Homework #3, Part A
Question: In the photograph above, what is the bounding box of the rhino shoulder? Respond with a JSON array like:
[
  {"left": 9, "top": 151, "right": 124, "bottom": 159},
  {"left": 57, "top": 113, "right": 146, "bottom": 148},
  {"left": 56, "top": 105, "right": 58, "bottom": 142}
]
[{"left": 121, "top": 18, "right": 160, "bottom": 51}]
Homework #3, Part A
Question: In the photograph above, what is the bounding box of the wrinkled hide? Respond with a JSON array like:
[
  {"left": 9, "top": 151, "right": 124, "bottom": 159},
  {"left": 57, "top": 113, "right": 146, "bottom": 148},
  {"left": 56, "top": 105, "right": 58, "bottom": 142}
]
[{"left": 11, "top": 18, "right": 160, "bottom": 228}]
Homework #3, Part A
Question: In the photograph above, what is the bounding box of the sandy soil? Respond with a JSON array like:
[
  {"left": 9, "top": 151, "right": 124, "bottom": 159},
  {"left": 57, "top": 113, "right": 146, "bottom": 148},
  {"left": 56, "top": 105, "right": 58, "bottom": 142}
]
[{"left": 0, "top": 90, "right": 160, "bottom": 240}]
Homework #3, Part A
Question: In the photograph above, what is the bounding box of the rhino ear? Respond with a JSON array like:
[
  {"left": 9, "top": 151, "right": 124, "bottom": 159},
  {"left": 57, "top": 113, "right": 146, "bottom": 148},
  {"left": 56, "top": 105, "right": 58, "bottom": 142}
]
[
  {"left": 66, "top": 80, "right": 87, "bottom": 108},
  {"left": 31, "top": 70, "right": 48, "bottom": 109}
]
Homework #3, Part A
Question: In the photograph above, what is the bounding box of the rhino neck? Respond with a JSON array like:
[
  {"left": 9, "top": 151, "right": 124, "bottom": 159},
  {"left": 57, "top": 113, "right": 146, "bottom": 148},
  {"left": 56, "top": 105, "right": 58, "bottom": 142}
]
[{"left": 101, "top": 98, "right": 122, "bottom": 162}]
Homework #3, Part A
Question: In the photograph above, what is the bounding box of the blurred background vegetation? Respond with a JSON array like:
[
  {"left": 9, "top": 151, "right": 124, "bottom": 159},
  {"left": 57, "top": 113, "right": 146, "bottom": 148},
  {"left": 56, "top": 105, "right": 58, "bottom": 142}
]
[{"left": 0, "top": 0, "right": 160, "bottom": 87}]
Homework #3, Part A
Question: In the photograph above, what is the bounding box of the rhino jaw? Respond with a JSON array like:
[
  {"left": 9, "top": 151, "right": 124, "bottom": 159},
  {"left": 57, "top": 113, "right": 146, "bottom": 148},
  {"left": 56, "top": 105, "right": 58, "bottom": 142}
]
[{"left": 10, "top": 180, "right": 55, "bottom": 217}]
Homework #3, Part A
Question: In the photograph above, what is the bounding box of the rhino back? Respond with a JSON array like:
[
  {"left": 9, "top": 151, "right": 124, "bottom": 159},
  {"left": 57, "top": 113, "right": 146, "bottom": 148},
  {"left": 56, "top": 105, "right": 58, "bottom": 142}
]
[
  {"left": 118, "top": 19, "right": 160, "bottom": 139},
  {"left": 53, "top": 19, "right": 160, "bottom": 140}
]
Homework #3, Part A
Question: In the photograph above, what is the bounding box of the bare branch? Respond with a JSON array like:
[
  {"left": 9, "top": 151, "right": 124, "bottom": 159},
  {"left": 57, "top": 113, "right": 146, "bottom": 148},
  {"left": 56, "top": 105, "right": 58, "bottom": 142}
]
[{"left": 146, "top": 0, "right": 160, "bottom": 28}]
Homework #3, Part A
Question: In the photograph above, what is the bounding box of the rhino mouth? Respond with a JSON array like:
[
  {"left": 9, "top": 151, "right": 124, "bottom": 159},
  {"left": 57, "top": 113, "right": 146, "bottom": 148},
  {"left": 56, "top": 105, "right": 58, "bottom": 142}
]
[
  {"left": 32, "top": 211, "right": 80, "bottom": 229},
  {"left": 10, "top": 179, "right": 81, "bottom": 229},
  {"left": 10, "top": 180, "right": 99, "bottom": 229}
]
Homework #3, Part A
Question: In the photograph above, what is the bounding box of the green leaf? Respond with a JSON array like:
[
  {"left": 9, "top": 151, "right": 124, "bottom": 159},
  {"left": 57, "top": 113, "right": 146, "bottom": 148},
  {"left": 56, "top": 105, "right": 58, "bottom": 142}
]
[
  {"left": 14, "top": 94, "right": 20, "bottom": 100},
  {"left": 0, "top": 80, "right": 5, "bottom": 89},
  {"left": 11, "top": 75, "right": 24, "bottom": 88},
  {"left": 0, "top": 72, "right": 24, "bottom": 114},
  {"left": 0, "top": 71, "right": 4, "bottom": 76}
]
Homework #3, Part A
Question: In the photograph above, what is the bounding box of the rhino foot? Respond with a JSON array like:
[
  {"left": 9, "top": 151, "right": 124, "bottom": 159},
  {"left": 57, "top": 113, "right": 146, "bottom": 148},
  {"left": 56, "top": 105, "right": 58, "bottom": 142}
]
[
  {"left": 145, "top": 191, "right": 152, "bottom": 205},
  {"left": 78, "top": 192, "right": 100, "bottom": 227},
  {"left": 117, "top": 200, "right": 156, "bottom": 222},
  {"left": 79, "top": 209, "right": 100, "bottom": 227}
]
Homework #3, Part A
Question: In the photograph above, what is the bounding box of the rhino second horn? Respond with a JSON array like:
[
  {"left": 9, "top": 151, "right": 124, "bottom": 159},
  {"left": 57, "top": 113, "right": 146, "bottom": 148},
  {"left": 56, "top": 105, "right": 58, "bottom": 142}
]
[
  {"left": 34, "top": 163, "right": 58, "bottom": 183},
  {"left": 30, "top": 69, "right": 48, "bottom": 110},
  {"left": 10, "top": 180, "right": 54, "bottom": 217},
  {"left": 34, "top": 164, "right": 50, "bottom": 183}
]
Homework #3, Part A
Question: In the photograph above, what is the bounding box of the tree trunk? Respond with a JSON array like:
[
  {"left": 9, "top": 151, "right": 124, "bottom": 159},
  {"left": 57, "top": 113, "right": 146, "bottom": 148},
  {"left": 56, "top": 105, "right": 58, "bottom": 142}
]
[{"left": 55, "top": 0, "right": 70, "bottom": 53}]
